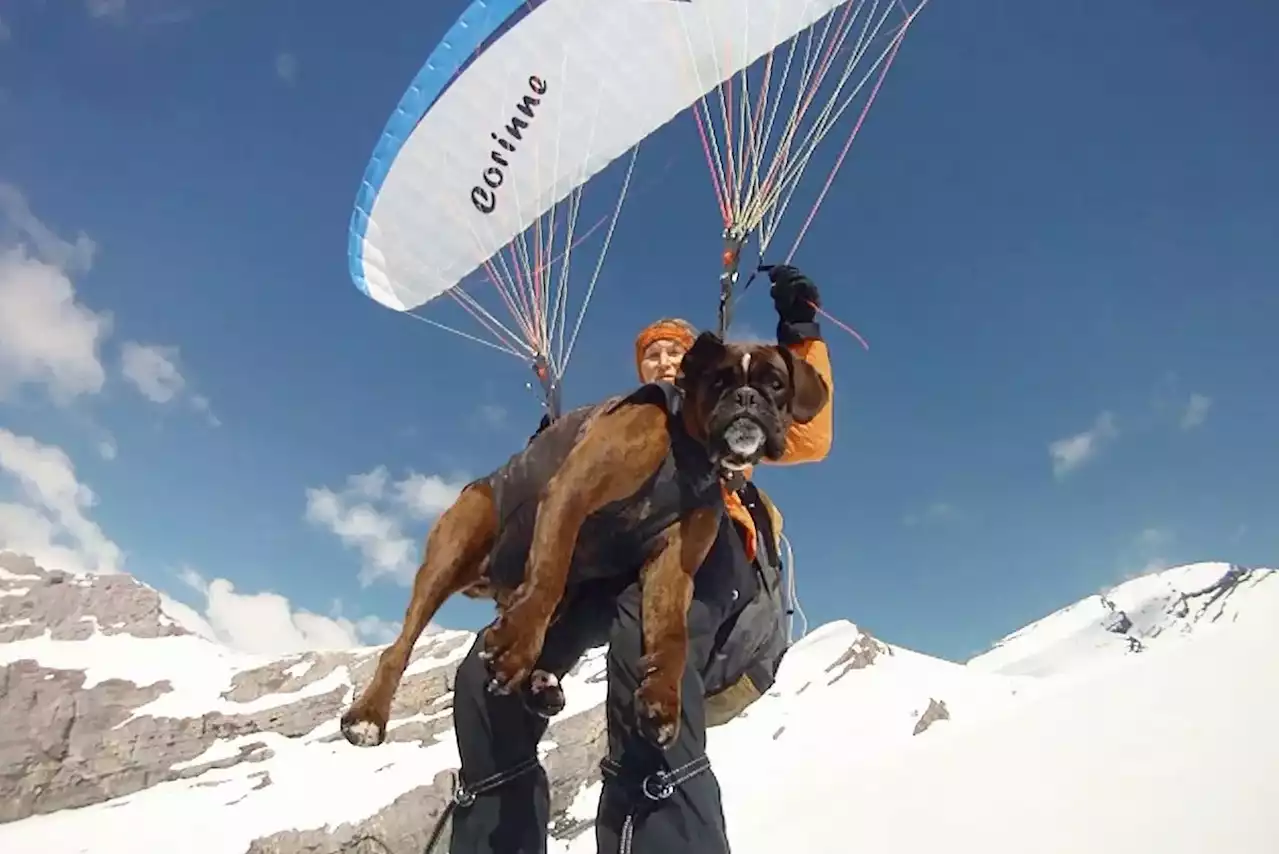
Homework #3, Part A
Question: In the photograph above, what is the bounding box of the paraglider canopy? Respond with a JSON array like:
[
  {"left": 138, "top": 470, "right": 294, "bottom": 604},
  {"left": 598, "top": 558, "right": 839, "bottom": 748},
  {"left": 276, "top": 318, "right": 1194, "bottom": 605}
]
[{"left": 347, "top": 0, "right": 925, "bottom": 414}]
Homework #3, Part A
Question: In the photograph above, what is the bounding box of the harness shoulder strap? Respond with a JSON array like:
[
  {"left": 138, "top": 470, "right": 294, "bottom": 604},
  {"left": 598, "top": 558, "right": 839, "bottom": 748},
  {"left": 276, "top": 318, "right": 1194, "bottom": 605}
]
[{"left": 736, "top": 482, "right": 782, "bottom": 581}]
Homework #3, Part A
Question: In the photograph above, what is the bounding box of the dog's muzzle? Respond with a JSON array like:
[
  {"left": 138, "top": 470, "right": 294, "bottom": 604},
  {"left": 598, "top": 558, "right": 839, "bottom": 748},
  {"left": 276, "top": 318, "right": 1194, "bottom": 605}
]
[
  {"left": 723, "top": 418, "right": 765, "bottom": 460},
  {"left": 712, "top": 386, "right": 775, "bottom": 471}
]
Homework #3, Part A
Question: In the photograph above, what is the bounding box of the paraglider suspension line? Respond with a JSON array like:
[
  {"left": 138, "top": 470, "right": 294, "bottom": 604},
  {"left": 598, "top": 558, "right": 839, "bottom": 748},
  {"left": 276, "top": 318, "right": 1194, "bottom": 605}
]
[
  {"left": 717, "top": 229, "right": 747, "bottom": 338},
  {"left": 532, "top": 356, "right": 561, "bottom": 422}
]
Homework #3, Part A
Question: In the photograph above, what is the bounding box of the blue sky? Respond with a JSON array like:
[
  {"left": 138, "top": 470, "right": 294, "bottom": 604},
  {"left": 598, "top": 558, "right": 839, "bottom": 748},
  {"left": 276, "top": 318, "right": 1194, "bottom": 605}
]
[{"left": 0, "top": 0, "right": 1273, "bottom": 661}]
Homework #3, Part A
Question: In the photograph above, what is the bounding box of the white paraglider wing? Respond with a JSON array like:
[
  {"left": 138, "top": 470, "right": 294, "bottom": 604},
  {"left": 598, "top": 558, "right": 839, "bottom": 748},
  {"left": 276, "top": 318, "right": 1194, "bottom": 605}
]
[{"left": 348, "top": 0, "right": 856, "bottom": 314}]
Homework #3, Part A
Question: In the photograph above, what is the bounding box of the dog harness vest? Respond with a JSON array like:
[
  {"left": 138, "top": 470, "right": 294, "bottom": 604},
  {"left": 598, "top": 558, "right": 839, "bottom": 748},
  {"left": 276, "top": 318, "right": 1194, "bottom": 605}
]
[{"left": 481, "top": 381, "right": 727, "bottom": 593}]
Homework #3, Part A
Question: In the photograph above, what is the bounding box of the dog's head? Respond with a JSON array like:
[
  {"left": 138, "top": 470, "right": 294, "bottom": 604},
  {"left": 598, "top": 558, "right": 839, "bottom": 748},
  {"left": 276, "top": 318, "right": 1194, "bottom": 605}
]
[{"left": 676, "top": 331, "right": 830, "bottom": 472}]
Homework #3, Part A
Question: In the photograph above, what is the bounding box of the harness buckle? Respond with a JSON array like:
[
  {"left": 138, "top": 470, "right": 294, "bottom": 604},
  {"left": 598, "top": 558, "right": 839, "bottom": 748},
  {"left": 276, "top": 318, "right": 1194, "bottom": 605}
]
[{"left": 641, "top": 772, "right": 675, "bottom": 801}]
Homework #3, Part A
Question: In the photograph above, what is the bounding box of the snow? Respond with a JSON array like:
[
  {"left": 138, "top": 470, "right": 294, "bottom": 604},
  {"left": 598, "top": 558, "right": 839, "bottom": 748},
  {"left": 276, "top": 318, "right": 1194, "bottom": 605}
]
[
  {"left": 0, "top": 631, "right": 619, "bottom": 854},
  {"left": 0, "top": 563, "right": 1274, "bottom": 854},
  {"left": 0, "top": 628, "right": 275, "bottom": 696},
  {"left": 2, "top": 734, "right": 464, "bottom": 854},
  {"left": 156, "top": 591, "right": 220, "bottom": 642},
  {"left": 0, "top": 564, "right": 43, "bottom": 582},
  {"left": 967, "top": 561, "right": 1267, "bottom": 678},
  {"left": 0, "top": 622, "right": 467, "bottom": 722},
  {"left": 401, "top": 629, "right": 476, "bottom": 677},
  {"left": 711, "top": 573, "right": 1279, "bottom": 854},
  {"left": 283, "top": 657, "right": 314, "bottom": 680}
]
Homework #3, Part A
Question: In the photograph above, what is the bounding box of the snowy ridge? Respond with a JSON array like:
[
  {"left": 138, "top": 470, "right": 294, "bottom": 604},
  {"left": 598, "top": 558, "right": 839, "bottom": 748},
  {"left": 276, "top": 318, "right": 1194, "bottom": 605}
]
[
  {"left": 712, "top": 572, "right": 1278, "bottom": 854},
  {"left": 967, "top": 561, "right": 1271, "bottom": 678},
  {"left": 0, "top": 555, "right": 1276, "bottom": 854}
]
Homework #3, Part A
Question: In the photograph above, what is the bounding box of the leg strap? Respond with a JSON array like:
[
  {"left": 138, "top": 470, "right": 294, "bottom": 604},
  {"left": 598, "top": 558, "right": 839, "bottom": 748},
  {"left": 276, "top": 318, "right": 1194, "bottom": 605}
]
[
  {"left": 422, "top": 757, "right": 542, "bottom": 853},
  {"left": 599, "top": 754, "right": 713, "bottom": 854}
]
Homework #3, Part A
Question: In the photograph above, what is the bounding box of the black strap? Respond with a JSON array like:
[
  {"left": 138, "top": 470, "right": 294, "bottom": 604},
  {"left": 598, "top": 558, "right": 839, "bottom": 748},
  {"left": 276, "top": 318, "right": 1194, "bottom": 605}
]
[
  {"left": 600, "top": 754, "right": 714, "bottom": 854},
  {"left": 736, "top": 481, "right": 781, "bottom": 579},
  {"left": 421, "top": 758, "right": 542, "bottom": 853}
]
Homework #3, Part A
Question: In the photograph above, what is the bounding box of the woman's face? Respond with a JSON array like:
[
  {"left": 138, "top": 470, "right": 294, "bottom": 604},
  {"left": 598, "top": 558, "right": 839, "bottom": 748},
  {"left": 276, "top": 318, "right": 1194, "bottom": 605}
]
[{"left": 639, "top": 338, "right": 687, "bottom": 383}]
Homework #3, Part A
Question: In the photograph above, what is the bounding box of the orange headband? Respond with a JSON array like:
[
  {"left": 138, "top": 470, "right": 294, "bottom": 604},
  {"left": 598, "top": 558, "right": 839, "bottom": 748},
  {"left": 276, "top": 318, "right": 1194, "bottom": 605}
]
[{"left": 634, "top": 318, "right": 697, "bottom": 376}]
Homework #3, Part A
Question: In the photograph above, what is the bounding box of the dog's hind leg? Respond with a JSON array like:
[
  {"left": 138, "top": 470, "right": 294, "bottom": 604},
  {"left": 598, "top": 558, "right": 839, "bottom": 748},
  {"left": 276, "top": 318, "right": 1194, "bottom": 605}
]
[{"left": 340, "top": 481, "right": 497, "bottom": 748}]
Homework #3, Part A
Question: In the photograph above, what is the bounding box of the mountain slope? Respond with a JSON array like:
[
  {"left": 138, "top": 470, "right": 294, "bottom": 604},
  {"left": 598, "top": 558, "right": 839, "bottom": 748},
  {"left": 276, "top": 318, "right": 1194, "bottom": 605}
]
[
  {"left": 966, "top": 561, "right": 1269, "bottom": 677},
  {"left": 712, "top": 570, "right": 1278, "bottom": 854},
  {"left": 0, "top": 551, "right": 1275, "bottom": 853}
]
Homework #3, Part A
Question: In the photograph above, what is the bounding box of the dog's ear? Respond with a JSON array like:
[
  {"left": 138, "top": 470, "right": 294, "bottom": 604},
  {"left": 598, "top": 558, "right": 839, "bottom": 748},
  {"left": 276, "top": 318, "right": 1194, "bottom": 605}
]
[
  {"left": 778, "top": 346, "right": 830, "bottom": 424},
  {"left": 676, "top": 331, "right": 726, "bottom": 391}
]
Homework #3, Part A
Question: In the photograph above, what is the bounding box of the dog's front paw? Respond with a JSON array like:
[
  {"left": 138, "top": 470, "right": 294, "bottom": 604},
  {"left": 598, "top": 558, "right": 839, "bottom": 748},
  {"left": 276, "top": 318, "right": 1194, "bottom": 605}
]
[
  {"left": 339, "top": 700, "right": 389, "bottom": 748},
  {"left": 634, "top": 674, "right": 681, "bottom": 749},
  {"left": 523, "top": 669, "right": 567, "bottom": 718},
  {"left": 480, "top": 611, "right": 544, "bottom": 696}
]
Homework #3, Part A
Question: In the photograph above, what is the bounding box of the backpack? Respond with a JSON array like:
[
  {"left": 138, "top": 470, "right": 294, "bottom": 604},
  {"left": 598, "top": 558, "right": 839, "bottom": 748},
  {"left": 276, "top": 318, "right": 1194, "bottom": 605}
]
[{"left": 702, "top": 482, "right": 792, "bottom": 727}]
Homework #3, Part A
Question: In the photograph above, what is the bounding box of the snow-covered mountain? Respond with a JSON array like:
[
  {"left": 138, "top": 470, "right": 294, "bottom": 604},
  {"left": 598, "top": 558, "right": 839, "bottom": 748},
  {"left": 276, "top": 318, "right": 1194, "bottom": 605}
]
[{"left": 0, "top": 551, "right": 1275, "bottom": 854}]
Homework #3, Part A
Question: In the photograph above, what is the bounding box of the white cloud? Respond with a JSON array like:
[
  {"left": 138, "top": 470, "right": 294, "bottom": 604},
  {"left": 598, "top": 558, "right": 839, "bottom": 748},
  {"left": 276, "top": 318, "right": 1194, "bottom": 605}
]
[
  {"left": 903, "top": 501, "right": 958, "bottom": 527},
  {"left": 97, "top": 438, "right": 118, "bottom": 461},
  {"left": 476, "top": 403, "right": 507, "bottom": 428},
  {"left": 0, "top": 182, "right": 213, "bottom": 425},
  {"left": 1152, "top": 373, "right": 1212, "bottom": 432},
  {"left": 350, "top": 613, "right": 402, "bottom": 645},
  {"left": 174, "top": 567, "right": 399, "bottom": 655},
  {"left": 86, "top": 0, "right": 127, "bottom": 19},
  {"left": 0, "top": 183, "right": 109, "bottom": 406},
  {"left": 118, "top": 340, "right": 219, "bottom": 424},
  {"left": 1048, "top": 411, "right": 1118, "bottom": 478},
  {"left": 0, "top": 247, "right": 113, "bottom": 404},
  {"left": 0, "top": 428, "right": 123, "bottom": 574},
  {"left": 119, "top": 341, "right": 185, "bottom": 402},
  {"left": 395, "top": 472, "right": 468, "bottom": 520},
  {"left": 305, "top": 465, "right": 469, "bottom": 586},
  {"left": 1135, "top": 527, "right": 1172, "bottom": 549},
  {"left": 0, "top": 422, "right": 400, "bottom": 655},
  {"left": 1180, "top": 393, "right": 1211, "bottom": 430},
  {"left": 1117, "top": 526, "right": 1176, "bottom": 580},
  {"left": 274, "top": 52, "right": 298, "bottom": 85},
  {"left": 305, "top": 490, "right": 415, "bottom": 582},
  {"left": 0, "top": 182, "right": 96, "bottom": 273},
  {"left": 189, "top": 393, "right": 220, "bottom": 426}
]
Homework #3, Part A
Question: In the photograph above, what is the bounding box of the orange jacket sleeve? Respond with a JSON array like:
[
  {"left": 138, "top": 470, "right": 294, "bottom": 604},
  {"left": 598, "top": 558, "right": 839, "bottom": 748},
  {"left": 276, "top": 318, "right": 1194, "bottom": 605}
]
[{"left": 770, "top": 337, "right": 834, "bottom": 465}]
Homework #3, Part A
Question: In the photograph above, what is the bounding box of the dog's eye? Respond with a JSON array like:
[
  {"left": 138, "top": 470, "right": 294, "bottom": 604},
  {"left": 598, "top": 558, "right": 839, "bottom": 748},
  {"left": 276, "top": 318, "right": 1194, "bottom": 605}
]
[{"left": 769, "top": 376, "right": 785, "bottom": 392}]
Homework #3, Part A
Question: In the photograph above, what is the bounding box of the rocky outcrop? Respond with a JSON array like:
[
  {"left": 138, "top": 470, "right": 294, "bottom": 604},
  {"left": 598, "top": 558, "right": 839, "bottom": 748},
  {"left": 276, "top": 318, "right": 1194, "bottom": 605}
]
[
  {"left": 245, "top": 708, "right": 607, "bottom": 854},
  {"left": 824, "top": 629, "right": 891, "bottom": 684},
  {"left": 0, "top": 551, "right": 610, "bottom": 847},
  {"left": 0, "top": 554, "right": 190, "bottom": 643},
  {"left": 6, "top": 550, "right": 1269, "bottom": 853},
  {"left": 1098, "top": 563, "right": 1270, "bottom": 653},
  {"left": 0, "top": 643, "right": 376, "bottom": 821},
  {"left": 1170, "top": 564, "right": 1260, "bottom": 624},
  {"left": 912, "top": 698, "right": 950, "bottom": 735}
]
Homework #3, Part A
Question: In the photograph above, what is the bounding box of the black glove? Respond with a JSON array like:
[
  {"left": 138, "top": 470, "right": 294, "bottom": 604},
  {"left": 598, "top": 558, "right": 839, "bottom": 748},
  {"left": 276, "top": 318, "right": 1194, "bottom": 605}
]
[
  {"left": 528, "top": 412, "right": 552, "bottom": 445},
  {"left": 767, "top": 265, "right": 822, "bottom": 344}
]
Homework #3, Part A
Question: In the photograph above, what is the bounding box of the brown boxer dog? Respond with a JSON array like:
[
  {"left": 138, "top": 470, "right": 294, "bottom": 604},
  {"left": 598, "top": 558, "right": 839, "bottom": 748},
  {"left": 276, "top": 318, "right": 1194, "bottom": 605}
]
[{"left": 338, "top": 331, "right": 829, "bottom": 750}]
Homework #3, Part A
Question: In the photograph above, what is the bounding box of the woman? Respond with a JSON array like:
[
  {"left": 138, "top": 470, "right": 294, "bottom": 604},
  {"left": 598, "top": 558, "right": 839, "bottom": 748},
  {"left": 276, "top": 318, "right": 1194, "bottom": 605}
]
[{"left": 440, "top": 265, "right": 834, "bottom": 854}]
